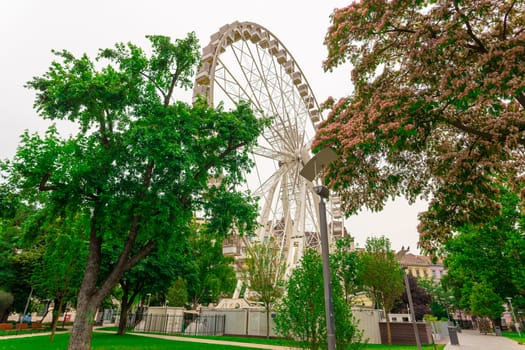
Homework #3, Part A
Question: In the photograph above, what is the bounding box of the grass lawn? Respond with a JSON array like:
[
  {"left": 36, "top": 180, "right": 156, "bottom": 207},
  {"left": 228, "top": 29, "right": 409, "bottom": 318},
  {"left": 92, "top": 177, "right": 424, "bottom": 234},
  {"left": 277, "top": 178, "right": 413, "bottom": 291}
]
[
  {"left": 502, "top": 331, "right": 525, "bottom": 344},
  {"left": 0, "top": 331, "right": 446, "bottom": 350},
  {"left": 0, "top": 332, "right": 260, "bottom": 350}
]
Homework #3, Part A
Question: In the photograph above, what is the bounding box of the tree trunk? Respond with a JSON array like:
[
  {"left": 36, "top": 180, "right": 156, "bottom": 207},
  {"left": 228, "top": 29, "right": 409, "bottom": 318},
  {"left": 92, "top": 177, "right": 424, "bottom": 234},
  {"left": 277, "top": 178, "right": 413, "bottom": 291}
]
[
  {"left": 265, "top": 303, "right": 270, "bottom": 338},
  {"left": 68, "top": 290, "right": 101, "bottom": 350},
  {"left": 49, "top": 297, "right": 64, "bottom": 341},
  {"left": 386, "top": 311, "right": 392, "bottom": 345},
  {"left": 117, "top": 292, "right": 132, "bottom": 335}
]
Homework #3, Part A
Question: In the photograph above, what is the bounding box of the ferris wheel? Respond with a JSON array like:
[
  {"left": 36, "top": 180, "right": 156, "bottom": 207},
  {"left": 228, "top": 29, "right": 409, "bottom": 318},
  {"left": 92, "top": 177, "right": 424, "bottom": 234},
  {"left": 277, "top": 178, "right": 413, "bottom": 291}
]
[{"left": 193, "top": 21, "right": 344, "bottom": 294}]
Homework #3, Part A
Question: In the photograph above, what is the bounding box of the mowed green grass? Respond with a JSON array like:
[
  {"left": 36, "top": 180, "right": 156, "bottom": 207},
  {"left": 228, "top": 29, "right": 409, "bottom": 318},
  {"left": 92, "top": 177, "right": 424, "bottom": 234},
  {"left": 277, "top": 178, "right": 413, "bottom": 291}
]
[
  {"left": 0, "top": 332, "right": 259, "bottom": 350},
  {"left": 0, "top": 331, "right": 446, "bottom": 350},
  {"left": 502, "top": 331, "right": 525, "bottom": 344}
]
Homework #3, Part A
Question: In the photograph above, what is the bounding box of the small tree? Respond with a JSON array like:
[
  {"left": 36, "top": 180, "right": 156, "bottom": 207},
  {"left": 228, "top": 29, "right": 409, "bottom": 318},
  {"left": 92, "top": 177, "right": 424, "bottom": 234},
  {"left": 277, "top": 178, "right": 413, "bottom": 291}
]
[
  {"left": 332, "top": 236, "right": 360, "bottom": 302},
  {"left": 275, "top": 249, "right": 362, "bottom": 350},
  {"left": 358, "top": 236, "right": 404, "bottom": 345},
  {"left": 244, "top": 240, "right": 285, "bottom": 338},
  {"left": 167, "top": 277, "right": 188, "bottom": 308},
  {"left": 393, "top": 274, "right": 431, "bottom": 321},
  {"left": 470, "top": 281, "right": 504, "bottom": 328}
]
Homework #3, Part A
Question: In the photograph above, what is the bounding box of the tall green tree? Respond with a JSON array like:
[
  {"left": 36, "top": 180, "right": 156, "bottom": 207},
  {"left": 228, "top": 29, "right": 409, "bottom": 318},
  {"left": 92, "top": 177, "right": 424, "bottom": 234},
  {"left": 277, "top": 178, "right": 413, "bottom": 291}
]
[
  {"left": 358, "top": 236, "right": 404, "bottom": 345},
  {"left": 314, "top": 0, "right": 525, "bottom": 253},
  {"left": 275, "top": 249, "right": 362, "bottom": 350},
  {"left": 244, "top": 240, "right": 285, "bottom": 338},
  {"left": 2, "top": 34, "right": 267, "bottom": 350}
]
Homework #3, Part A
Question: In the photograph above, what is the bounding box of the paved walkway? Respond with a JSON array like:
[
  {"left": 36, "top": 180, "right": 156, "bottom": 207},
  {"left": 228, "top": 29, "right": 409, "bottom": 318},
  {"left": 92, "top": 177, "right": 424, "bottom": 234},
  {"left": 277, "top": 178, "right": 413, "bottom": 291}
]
[{"left": 444, "top": 329, "right": 524, "bottom": 349}]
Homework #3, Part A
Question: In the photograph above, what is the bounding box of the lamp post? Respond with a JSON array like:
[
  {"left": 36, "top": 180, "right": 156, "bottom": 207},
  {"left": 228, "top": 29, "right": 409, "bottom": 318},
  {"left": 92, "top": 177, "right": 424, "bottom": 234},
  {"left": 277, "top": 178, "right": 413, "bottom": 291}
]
[
  {"left": 315, "top": 184, "right": 337, "bottom": 350},
  {"left": 300, "top": 148, "right": 338, "bottom": 350},
  {"left": 507, "top": 297, "right": 521, "bottom": 337},
  {"left": 402, "top": 267, "right": 422, "bottom": 350}
]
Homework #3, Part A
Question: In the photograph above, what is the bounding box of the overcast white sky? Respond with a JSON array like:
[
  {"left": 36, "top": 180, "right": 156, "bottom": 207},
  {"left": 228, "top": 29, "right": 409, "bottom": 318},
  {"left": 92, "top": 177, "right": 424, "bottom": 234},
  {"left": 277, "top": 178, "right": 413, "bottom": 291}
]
[{"left": 0, "top": 0, "right": 427, "bottom": 253}]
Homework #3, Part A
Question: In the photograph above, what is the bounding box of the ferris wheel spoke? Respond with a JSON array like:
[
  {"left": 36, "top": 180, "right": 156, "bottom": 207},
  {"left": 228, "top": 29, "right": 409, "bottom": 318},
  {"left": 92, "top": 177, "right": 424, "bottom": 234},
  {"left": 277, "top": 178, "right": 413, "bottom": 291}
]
[
  {"left": 252, "top": 145, "right": 293, "bottom": 162},
  {"left": 250, "top": 45, "right": 298, "bottom": 153}
]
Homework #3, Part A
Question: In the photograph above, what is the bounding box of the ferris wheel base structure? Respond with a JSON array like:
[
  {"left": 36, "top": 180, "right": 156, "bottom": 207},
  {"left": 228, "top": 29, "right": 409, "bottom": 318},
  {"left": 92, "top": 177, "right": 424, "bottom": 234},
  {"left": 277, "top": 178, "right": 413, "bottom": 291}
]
[{"left": 193, "top": 21, "right": 347, "bottom": 294}]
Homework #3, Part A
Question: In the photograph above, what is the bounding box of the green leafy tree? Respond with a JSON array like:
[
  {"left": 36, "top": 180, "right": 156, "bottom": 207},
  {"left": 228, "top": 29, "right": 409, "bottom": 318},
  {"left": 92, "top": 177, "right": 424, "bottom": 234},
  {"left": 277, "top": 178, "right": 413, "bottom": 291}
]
[
  {"left": 275, "top": 249, "right": 362, "bottom": 350},
  {"left": 418, "top": 278, "right": 456, "bottom": 320},
  {"left": 332, "top": 236, "right": 360, "bottom": 302},
  {"left": 185, "top": 232, "right": 237, "bottom": 309},
  {"left": 470, "top": 281, "right": 505, "bottom": 324},
  {"left": 314, "top": 0, "right": 525, "bottom": 253},
  {"left": 244, "top": 240, "right": 285, "bottom": 338},
  {"left": 30, "top": 213, "right": 88, "bottom": 340},
  {"left": 3, "top": 34, "right": 267, "bottom": 350},
  {"left": 442, "top": 187, "right": 525, "bottom": 324},
  {"left": 166, "top": 277, "right": 189, "bottom": 308},
  {"left": 358, "top": 236, "right": 404, "bottom": 345}
]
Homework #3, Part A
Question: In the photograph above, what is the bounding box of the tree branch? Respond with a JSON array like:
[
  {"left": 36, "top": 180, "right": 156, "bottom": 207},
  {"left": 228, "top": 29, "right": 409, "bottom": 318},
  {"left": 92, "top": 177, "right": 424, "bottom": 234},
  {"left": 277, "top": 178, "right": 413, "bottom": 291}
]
[
  {"left": 39, "top": 172, "right": 59, "bottom": 191},
  {"left": 453, "top": 1, "right": 488, "bottom": 54},
  {"left": 140, "top": 71, "right": 167, "bottom": 101},
  {"left": 516, "top": 92, "right": 525, "bottom": 110},
  {"left": 164, "top": 67, "right": 181, "bottom": 107},
  {"left": 502, "top": 0, "right": 517, "bottom": 40}
]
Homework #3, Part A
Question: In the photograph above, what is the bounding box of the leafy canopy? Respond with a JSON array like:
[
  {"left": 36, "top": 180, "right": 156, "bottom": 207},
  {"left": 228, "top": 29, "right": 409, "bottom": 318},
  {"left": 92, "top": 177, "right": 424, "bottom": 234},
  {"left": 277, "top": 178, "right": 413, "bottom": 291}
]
[{"left": 315, "top": 0, "right": 525, "bottom": 253}]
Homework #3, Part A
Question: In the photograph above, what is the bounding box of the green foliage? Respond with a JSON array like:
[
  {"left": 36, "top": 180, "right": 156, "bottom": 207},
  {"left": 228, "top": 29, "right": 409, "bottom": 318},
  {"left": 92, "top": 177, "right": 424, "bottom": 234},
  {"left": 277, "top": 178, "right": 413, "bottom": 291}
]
[
  {"left": 167, "top": 277, "right": 188, "bottom": 308},
  {"left": 332, "top": 236, "right": 360, "bottom": 301},
  {"left": 358, "top": 236, "right": 403, "bottom": 345},
  {"left": 442, "top": 187, "right": 525, "bottom": 316},
  {"left": 315, "top": 0, "right": 525, "bottom": 253},
  {"left": 417, "top": 278, "right": 455, "bottom": 320},
  {"left": 2, "top": 33, "right": 268, "bottom": 350},
  {"left": 358, "top": 237, "right": 404, "bottom": 313},
  {"left": 244, "top": 240, "right": 285, "bottom": 308},
  {"left": 469, "top": 281, "right": 504, "bottom": 320},
  {"left": 275, "top": 249, "right": 362, "bottom": 350},
  {"left": 244, "top": 240, "right": 286, "bottom": 338},
  {"left": 184, "top": 231, "right": 237, "bottom": 308}
]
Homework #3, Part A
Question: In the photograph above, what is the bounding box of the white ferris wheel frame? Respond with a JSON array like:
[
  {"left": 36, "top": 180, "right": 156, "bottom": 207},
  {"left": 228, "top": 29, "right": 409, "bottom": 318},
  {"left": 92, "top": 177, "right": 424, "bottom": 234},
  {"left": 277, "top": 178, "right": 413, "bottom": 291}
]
[{"left": 193, "top": 21, "right": 344, "bottom": 286}]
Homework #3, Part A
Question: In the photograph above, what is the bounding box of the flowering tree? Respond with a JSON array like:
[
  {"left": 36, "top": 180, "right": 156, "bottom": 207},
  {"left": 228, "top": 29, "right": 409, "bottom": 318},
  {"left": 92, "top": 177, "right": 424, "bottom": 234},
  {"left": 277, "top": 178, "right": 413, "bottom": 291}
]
[{"left": 314, "top": 0, "right": 525, "bottom": 252}]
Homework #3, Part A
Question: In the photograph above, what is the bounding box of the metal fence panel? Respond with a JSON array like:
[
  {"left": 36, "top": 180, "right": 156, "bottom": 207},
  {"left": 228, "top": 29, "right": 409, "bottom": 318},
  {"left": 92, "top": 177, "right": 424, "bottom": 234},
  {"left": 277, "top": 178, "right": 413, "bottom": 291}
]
[{"left": 127, "top": 313, "right": 225, "bottom": 336}]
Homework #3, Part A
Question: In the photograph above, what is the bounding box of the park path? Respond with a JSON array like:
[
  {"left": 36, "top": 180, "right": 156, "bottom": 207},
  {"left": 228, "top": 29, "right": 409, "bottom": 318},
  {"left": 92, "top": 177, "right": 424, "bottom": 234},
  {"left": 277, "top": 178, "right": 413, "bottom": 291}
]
[{"left": 444, "top": 329, "right": 524, "bottom": 350}]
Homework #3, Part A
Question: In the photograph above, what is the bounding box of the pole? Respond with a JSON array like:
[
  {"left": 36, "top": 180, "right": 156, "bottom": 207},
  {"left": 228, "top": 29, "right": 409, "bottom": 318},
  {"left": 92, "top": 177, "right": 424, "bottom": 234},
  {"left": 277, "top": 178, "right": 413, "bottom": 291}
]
[
  {"left": 507, "top": 297, "right": 521, "bottom": 337},
  {"left": 315, "top": 185, "right": 336, "bottom": 350},
  {"left": 403, "top": 268, "right": 422, "bottom": 350},
  {"left": 21, "top": 286, "right": 33, "bottom": 323}
]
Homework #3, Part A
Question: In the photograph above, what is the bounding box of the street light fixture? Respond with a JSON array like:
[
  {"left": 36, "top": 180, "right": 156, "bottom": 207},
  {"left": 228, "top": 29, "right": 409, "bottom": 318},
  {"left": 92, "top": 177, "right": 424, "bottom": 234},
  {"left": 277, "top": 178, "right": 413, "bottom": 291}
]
[{"left": 300, "top": 148, "right": 338, "bottom": 350}]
